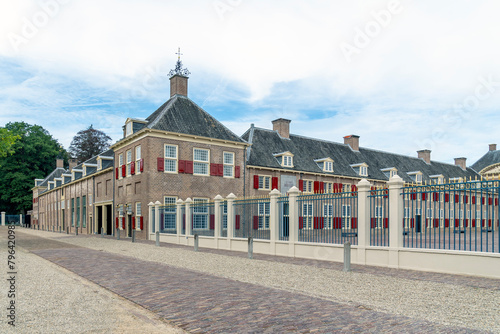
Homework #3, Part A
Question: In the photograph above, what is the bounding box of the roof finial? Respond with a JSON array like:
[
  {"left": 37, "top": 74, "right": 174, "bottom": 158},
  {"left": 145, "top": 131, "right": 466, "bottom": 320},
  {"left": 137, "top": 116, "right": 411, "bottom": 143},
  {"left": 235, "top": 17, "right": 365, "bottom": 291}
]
[{"left": 169, "top": 47, "right": 190, "bottom": 78}]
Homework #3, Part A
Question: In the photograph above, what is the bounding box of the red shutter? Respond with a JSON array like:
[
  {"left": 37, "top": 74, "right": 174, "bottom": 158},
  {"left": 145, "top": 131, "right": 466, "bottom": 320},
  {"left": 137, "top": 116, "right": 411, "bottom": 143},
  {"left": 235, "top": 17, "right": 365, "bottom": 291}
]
[
  {"left": 140, "top": 216, "right": 143, "bottom": 230},
  {"left": 235, "top": 166, "right": 240, "bottom": 178},
  {"left": 115, "top": 168, "right": 118, "bottom": 179},
  {"left": 371, "top": 218, "right": 376, "bottom": 228},
  {"left": 421, "top": 193, "right": 427, "bottom": 201},
  {"left": 333, "top": 183, "right": 338, "bottom": 193},
  {"left": 253, "top": 216, "right": 259, "bottom": 229},
  {"left": 455, "top": 219, "right": 459, "bottom": 227},
  {"left": 472, "top": 196, "right": 476, "bottom": 204},
  {"left": 131, "top": 161, "right": 135, "bottom": 175},
  {"left": 210, "top": 163, "right": 218, "bottom": 176},
  {"left": 253, "top": 175, "right": 259, "bottom": 189},
  {"left": 320, "top": 182, "right": 324, "bottom": 193},
  {"left": 465, "top": 219, "right": 469, "bottom": 227},
  {"left": 482, "top": 197, "right": 485, "bottom": 205},
  {"left": 464, "top": 195, "right": 468, "bottom": 204},
  {"left": 384, "top": 218, "right": 388, "bottom": 228},
  {"left": 272, "top": 177, "right": 278, "bottom": 190},
  {"left": 185, "top": 161, "right": 193, "bottom": 174},
  {"left": 496, "top": 198, "right": 499, "bottom": 206},
  {"left": 338, "top": 183, "right": 343, "bottom": 193},
  {"left": 313, "top": 181, "right": 320, "bottom": 193},
  {"left": 298, "top": 179, "right": 304, "bottom": 192},
  {"left": 122, "top": 217, "right": 125, "bottom": 229},
  {"left": 410, "top": 218, "right": 414, "bottom": 228},
  {"left": 121, "top": 165, "right": 126, "bottom": 177},
  {"left": 218, "top": 164, "right": 224, "bottom": 176},
  {"left": 178, "top": 160, "right": 185, "bottom": 173},
  {"left": 433, "top": 193, "right": 439, "bottom": 202},
  {"left": 472, "top": 219, "right": 476, "bottom": 227},
  {"left": 299, "top": 217, "right": 303, "bottom": 229},
  {"left": 320, "top": 217, "right": 325, "bottom": 229},
  {"left": 313, "top": 217, "right": 318, "bottom": 229},
  {"left": 140, "top": 158, "right": 144, "bottom": 172},
  {"left": 411, "top": 193, "right": 416, "bottom": 200},
  {"left": 235, "top": 215, "right": 240, "bottom": 229},
  {"left": 445, "top": 194, "right": 449, "bottom": 202},
  {"left": 210, "top": 215, "right": 215, "bottom": 229},
  {"left": 489, "top": 197, "right": 493, "bottom": 205},
  {"left": 157, "top": 158, "right": 164, "bottom": 172},
  {"left": 132, "top": 216, "right": 136, "bottom": 229},
  {"left": 489, "top": 219, "right": 492, "bottom": 227},
  {"left": 351, "top": 217, "right": 357, "bottom": 229},
  {"left": 455, "top": 194, "right": 460, "bottom": 203},
  {"left": 115, "top": 217, "right": 119, "bottom": 228},
  {"left": 445, "top": 219, "right": 449, "bottom": 227}
]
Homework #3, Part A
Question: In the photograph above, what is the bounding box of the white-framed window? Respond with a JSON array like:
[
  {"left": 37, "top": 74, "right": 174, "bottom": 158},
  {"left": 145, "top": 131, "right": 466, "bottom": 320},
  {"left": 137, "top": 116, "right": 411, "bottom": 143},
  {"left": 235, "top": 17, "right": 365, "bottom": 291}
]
[
  {"left": 360, "top": 166, "right": 368, "bottom": 176},
  {"left": 136, "top": 202, "right": 142, "bottom": 216},
  {"left": 126, "top": 149, "right": 132, "bottom": 176},
  {"left": 459, "top": 210, "right": 464, "bottom": 219},
  {"left": 259, "top": 175, "right": 271, "bottom": 190},
  {"left": 118, "top": 204, "right": 124, "bottom": 217},
  {"left": 193, "top": 148, "right": 209, "bottom": 175},
  {"left": 467, "top": 210, "right": 471, "bottom": 219},
  {"left": 324, "top": 204, "right": 333, "bottom": 228},
  {"left": 125, "top": 122, "right": 132, "bottom": 137},
  {"left": 302, "top": 203, "right": 313, "bottom": 229},
  {"left": 118, "top": 153, "right": 124, "bottom": 179},
  {"left": 375, "top": 206, "right": 384, "bottom": 218},
  {"left": 222, "top": 203, "right": 227, "bottom": 229},
  {"left": 324, "top": 161, "right": 333, "bottom": 172},
  {"left": 390, "top": 170, "right": 397, "bottom": 178},
  {"left": 193, "top": 198, "right": 208, "bottom": 229},
  {"left": 135, "top": 145, "right": 141, "bottom": 174},
  {"left": 164, "top": 144, "right": 178, "bottom": 173},
  {"left": 282, "top": 155, "right": 293, "bottom": 167},
  {"left": 426, "top": 208, "right": 433, "bottom": 218},
  {"left": 342, "top": 205, "right": 351, "bottom": 228},
  {"left": 416, "top": 174, "right": 422, "bottom": 183},
  {"left": 476, "top": 210, "right": 481, "bottom": 219},
  {"left": 303, "top": 179, "right": 314, "bottom": 193},
  {"left": 404, "top": 207, "right": 410, "bottom": 218},
  {"left": 163, "top": 197, "right": 176, "bottom": 230},
  {"left": 439, "top": 209, "right": 444, "bottom": 219},
  {"left": 324, "top": 182, "right": 333, "bottom": 193},
  {"left": 450, "top": 209, "right": 454, "bottom": 219},
  {"left": 223, "top": 152, "right": 234, "bottom": 177},
  {"left": 97, "top": 159, "right": 102, "bottom": 171},
  {"left": 258, "top": 202, "right": 270, "bottom": 229}
]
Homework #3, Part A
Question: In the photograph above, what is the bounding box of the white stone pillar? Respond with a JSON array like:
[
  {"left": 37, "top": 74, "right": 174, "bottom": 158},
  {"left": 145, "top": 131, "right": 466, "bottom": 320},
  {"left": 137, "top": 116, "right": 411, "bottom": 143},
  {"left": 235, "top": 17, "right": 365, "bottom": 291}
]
[
  {"left": 185, "top": 198, "right": 192, "bottom": 236},
  {"left": 176, "top": 199, "right": 183, "bottom": 243},
  {"left": 226, "top": 193, "right": 236, "bottom": 250},
  {"left": 214, "top": 195, "right": 223, "bottom": 240},
  {"left": 269, "top": 189, "right": 281, "bottom": 255},
  {"left": 357, "top": 179, "right": 371, "bottom": 265},
  {"left": 154, "top": 201, "right": 161, "bottom": 235},
  {"left": 288, "top": 186, "right": 300, "bottom": 257},
  {"left": 1, "top": 212, "right": 5, "bottom": 226},
  {"left": 148, "top": 202, "right": 154, "bottom": 239},
  {"left": 20, "top": 214, "right": 23, "bottom": 227},
  {"left": 388, "top": 175, "right": 404, "bottom": 268}
]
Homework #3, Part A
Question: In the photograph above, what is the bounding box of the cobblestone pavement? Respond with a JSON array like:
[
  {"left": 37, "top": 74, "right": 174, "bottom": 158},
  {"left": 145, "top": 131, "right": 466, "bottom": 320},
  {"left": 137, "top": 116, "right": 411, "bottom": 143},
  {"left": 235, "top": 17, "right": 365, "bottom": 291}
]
[{"left": 18, "top": 230, "right": 496, "bottom": 333}]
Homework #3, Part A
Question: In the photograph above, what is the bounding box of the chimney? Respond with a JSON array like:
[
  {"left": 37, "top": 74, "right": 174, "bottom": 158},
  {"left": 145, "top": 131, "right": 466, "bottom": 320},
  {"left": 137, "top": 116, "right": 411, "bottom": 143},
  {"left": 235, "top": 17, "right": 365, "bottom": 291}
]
[
  {"left": 417, "top": 149, "right": 431, "bottom": 164},
  {"left": 56, "top": 159, "right": 64, "bottom": 168},
  {"left": 344, "top": 135, "right": 360, "bottom": 151},
  {"left": 489, "top": 144, "right": 497, "bottom": 151},
  {"left": 272, "top": 118, "right": 291, "bottom": 139},
  {"left": 170, "top": 74, "right": 188, "bottom": 97},
  {"left": 69, "top": 158, "right": 78, "bottom": 172},
  {"left": 454, "top": 157, "right": 467, "bottom": 171}
]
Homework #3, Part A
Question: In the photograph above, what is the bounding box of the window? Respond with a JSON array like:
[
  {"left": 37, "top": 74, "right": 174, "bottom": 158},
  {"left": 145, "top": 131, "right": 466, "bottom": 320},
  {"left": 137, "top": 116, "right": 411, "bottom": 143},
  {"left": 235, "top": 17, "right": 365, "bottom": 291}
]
[
  {"left": 135, "top": 146, "right": 141, "bottom": 174},
  {"left": 136, "top": 202, "right": 142, "bottom": 216},
  {"left": 223, "top": 152, "right": 234, "bottom": 177},
  {"left": 302, "top": 203, "right": 313, "bottom": 229},
  {"left": 324, "top": 161, "right": 333, "bottom": 172},
  {"left": 97, "top": 159, "right": 102, "bottom": 171},
  {"left": 426, "top": 208, "right": 433, "bottom": 218},
  {"left": 342, "top": 205, "right": 351, "bottom": 228},
  {"left": 324, "top": 182, "right": 333, "bottom": 193},
  {"left": 282, "top": 155, "right": 293, "bottom": 167},
  {"left": 404, "top": 207, "right": 410, "bottom": 218},
  {"left": 193, "top": 148, "right": 209, "bottom": 175},
  {"left": 163, "top": 197, "right": 176, "bottom": 230},
  {"left": 303, "top": 179, "right": 314, "bottom": 193},
  {"left": 258, "top": 202, "right": 270, "bottom": 229},
  {"left": 126, "top": 122, "right": 132, "bottom": 136},
  {"left": 164, "top": 144, "right": 177, "bottom": 173},
  {"left": 118, "top": 154, "right": 124, "bottom": 179},
  {"left": 390, "top": 170, "right": 397, "bottom": 178},
  {"left": 440, "top": 209, "right": 444, "bottom": 219},
  {"left": 88, "top": 195, "right": 92, "bottom": 206},
  {"left": 375, "top": 206, "right": 384, "bottom": 218},
  {"left": 118, "top": 204, "right": 124, "bottom": 217},
  {"left": 82, "top": 195, "right": 86, "bottom": 228},
  {"left": 126, "top": 149, "right": 132, "bottom": 176},
  {"left": 450, "top": 209, "right": 454, "bottom": 219},
  {"left": 193, "top": 198, "right": 208, "bottom": 229},
  {"left": 324, "top": 204, "right": 333, "bottom": 229},
  {"left": 259, "top": 175, "right": 271, "bottom": 190},
  {"left": 76, "top": 197, "right": 80, "bottom": 227},
  {"left": 222, "top": 203, "right": 227, "bottom": 229},
  {"left": 360, "top": 166, "right": 368, "bottom": 176},
  {"left": 416, "top": 174, "right": 422, "bottom": 183}
]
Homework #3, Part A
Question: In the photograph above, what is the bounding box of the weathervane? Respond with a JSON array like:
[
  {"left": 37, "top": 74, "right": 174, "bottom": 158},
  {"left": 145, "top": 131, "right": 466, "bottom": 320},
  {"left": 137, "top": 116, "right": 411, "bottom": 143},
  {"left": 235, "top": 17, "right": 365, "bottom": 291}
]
[{"left": 168, "top": 47, "right": 190, "bottom": 78}]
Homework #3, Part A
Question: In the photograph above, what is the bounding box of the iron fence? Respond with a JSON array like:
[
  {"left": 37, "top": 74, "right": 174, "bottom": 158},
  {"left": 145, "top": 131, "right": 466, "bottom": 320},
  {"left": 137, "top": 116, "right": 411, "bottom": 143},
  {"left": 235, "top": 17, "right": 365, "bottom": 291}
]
[
  {"left": 220, "top": 201, "right": 227, "bottom": 238},
  {"left": 159, "top": 204, "right": 177, "bottom": 234},
  {"left": 369, "top": 187, "right": 389, "bottom": 246},
  {"left": 190, "top": 201, "right": 215, "bottom": 237},
  {"left": 233, "top": 197, "right": 271, "bottom": 240},
  {"left": 278, "top": 195, "right": 289, "bottom": 241}
]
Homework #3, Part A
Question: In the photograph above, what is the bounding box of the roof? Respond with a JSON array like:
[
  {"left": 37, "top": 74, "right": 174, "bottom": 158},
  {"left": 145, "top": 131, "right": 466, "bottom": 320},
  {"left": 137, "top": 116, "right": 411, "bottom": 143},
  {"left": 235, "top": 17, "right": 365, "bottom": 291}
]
[
  {"left": 471, "top": 149, "right": 500, "bottom": 173},
  {"left": 242, "top": 126, "right": 478, "bottom": 183},
  {"left": 38, "top": 168, "right": 66, "bottom": 188},
  {"left": 145, "top": 95, "right": 245, "bottom": 143}
]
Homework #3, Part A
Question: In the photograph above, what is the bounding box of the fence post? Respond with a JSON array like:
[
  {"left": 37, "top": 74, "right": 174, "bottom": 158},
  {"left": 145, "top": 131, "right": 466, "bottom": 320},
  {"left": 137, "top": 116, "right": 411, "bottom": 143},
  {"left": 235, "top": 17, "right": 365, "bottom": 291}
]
[
  {"left": 176, "top": 199, "right": 184, "bottom": 243},
  {"left": 343, "top": 241, "right": 351, "bottom": 272},
  {"left": 20, "top": 214, "right": 23, "bottom": 227},
  {"left": 269, "top": 189, "right": 281, "bottom": 255},
  {"left": 194, "top": 233, "right": 199, "bottom": 252},
  {"left": 388, "top": 175, "right": 404, "bottom": 268},
  {"left": 226, "top": 193, "right": 236, "bottom": 250},
  {"left": 155, "top": 201, "right": 161, "bottom": 246},
  {"left": 357, "top": 179, "right": 371, "bottom": 265},
  {"left": 288, "top": 186, "right": 300, "bottom": 257},
  {"left": 1, "top": 212, "right": 5, "bottom": 226},
  {"left": 148, "top": 202, "right": 154, "bottom": 240},
  {"left": 248, "top": 236, "right": 253, "bottom": 259},
  {"left": 101, "top": 227, "right": 104, "bottom": 238},
  {"left": 214, "top": 195, "right": 222, "bottom": 244},
  {"left": 185, "top": 198, "right": 192, "bottom": 239}
]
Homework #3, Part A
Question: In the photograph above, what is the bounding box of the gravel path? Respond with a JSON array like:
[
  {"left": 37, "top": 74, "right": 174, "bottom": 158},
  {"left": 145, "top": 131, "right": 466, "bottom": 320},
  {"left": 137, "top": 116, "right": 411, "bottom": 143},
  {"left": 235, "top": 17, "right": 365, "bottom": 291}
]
[
  {"left": 13, "top": 229, "right": 500, "bottom": 332},
  {"left": 0, "top": 228, "right": 185, "bottom": 334}
]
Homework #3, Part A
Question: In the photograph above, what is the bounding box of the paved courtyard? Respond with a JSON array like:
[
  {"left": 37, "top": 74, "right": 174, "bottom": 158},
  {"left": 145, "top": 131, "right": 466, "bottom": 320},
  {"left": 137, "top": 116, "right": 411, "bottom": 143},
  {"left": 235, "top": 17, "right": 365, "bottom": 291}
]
[{"left": 3, "top": 227, "right": 500, "bottom": 333}]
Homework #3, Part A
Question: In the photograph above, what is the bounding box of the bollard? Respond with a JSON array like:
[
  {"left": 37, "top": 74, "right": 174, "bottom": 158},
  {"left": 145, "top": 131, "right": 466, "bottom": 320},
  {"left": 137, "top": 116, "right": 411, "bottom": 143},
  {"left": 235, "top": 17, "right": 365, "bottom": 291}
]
[
  {"left": 101, "top": 227, "right": 104, "bottom": 238},
  {"left": 75, "top": 227, "right": 78, "bottom": 236},
  {"left": 52, "top": 226, "right": 54, "bottom": 232},
  {"left": 38, "top": 225, "right": 39, "bottom": 230},
  {"left": 194, "top": 234, "right": 199, "bottom": 252},
  {"left": 66, "top": 227, "right": 69, "bottom": 234},
  {"left": 132, "top": 229, "right": 135, "bottom": 243},
  {"left": 248, "top": 237, "right": 253, "bottom": 259},
  {"left": 155, "top": 231, "right": 159, "bottom": 246},
  {"left": 117, "top": 229, "right": 120, "bottom": 240},
  {"left": 343, "top": 241, "right": 351, "bottom": 272}
]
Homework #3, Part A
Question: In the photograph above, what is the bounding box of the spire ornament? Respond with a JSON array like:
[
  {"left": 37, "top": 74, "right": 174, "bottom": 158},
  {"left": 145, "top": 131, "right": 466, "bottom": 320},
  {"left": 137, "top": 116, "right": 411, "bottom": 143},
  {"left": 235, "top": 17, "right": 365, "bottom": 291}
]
[{"left": 168, "top": 47, "right": 190, "bottom": 78}]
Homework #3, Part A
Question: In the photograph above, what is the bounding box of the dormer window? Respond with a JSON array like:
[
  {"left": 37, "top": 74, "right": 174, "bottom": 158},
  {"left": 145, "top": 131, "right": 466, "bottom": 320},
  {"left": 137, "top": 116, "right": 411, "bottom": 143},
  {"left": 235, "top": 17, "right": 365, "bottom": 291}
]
[
  {"left": 407, "top": 171, "right": 423, "bottom": 184},
  {"left": 381, "top": 167, "right": 397, "bottom": 179},
  {"left": 430, "top": 174, "right": 444, "bottom": 184},
  {"left": 273, "top": 151, "right": 294, "bottom": 168},
  {"left": 351, "top": 163, "right": 368, "bottom": 177},
  {"left": 315, "top": 158, "right": 334, "bottom": 173},
  {"left": 124, "top": 118, "right": 147, "bottom": 138},
  {"left": 125, "top": 122, "right": 133, "bottom": 137},
  {"left": 97, "top": 158, "right": 102, "bottom": 171}
]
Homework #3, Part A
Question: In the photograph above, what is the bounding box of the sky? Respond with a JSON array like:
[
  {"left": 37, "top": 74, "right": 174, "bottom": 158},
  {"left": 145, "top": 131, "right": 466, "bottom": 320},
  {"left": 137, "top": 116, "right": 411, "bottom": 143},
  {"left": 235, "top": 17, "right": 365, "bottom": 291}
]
[{"left": 1, "top": 0, "right": 500, "bottom": 166}]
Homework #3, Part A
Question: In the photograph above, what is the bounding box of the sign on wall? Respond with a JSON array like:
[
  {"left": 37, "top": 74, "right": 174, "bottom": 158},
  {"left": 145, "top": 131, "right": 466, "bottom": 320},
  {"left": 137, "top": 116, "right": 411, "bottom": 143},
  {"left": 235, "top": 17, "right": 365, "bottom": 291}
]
[{"left": 281, "top": 175, "right": 296, "bottom": 194}]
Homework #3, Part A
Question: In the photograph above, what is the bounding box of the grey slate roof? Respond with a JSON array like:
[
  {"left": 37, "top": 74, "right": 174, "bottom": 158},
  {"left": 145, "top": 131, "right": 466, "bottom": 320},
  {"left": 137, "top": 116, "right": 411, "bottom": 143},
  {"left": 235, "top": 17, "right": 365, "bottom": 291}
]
[
  {"left": 145, "top": 95, "right": 245, "bottom": 143},
  {"left": 39, "top": 168, "right": 66, "bottom": 188},
  {"left": 242, "top": 127, "right": 478, "bottom": 183},
  {"left": 471, "top": 150, "right": 500, "bottom": 173}
]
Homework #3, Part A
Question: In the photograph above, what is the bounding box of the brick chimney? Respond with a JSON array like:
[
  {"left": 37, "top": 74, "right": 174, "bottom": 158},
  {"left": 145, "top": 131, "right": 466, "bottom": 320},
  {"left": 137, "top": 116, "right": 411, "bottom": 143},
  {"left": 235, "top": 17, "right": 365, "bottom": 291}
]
[
  {"left": 344, "top": 135, "right": 360, "bottom": 151},
  {"left": 170, "top": 74, "right": 188, "bottom": 97},
  {"left": 69, "top": 158, "right": 78, "bottom": 172},
  {"left": 417, "top": 149, "right": 431, "bottom": 164},
  {"left": 454, "top": 157, "right": 467, "bottom": 171},
  {"left": 272, "top": 118, "right": 291, "bottom": 139},
  {"left": 489, "top": 144, "right": 497, "bottom": 151},
  {"left": 56, "top": 159, "right": 64, "bottom": 168}
]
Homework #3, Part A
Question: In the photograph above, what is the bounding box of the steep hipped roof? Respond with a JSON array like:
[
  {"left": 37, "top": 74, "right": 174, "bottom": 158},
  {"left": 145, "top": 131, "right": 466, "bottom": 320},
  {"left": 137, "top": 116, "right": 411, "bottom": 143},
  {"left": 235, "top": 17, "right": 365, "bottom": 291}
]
[
  {"left": 471, "top": 149, "right": 500, "bottom": 173},
  {"left": 145, "top": 95, "right": 245, "bottom": 143},
  {"left": 243, "top": 127, "right": 478, "bottom": 183}
]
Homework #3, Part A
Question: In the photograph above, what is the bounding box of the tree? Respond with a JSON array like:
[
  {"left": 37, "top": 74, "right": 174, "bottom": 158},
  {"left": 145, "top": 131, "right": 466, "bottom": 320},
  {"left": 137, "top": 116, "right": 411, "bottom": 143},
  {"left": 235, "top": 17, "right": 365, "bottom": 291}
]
[
  {"left": 0, "top": 122, "right": 69, "bottom": 214},
  {"left": 0, "top": 127, "right": 20, "bottom": 158},
  {"left": 68, "top": 125, "right": 111, "bottom": 163}
]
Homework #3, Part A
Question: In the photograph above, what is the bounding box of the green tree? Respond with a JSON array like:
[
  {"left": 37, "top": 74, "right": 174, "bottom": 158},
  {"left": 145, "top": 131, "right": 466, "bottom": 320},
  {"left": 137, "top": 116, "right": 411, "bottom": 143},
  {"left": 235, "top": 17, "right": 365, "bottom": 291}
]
[
  {"left": 68, "top": 125, "right": 111, "bottom": 163},
  {"left": 0, "top": 122, "right": 68, "bottom": 214},
  {"left": 0, "top": 127, "right": 20, "bottom": 158}
]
